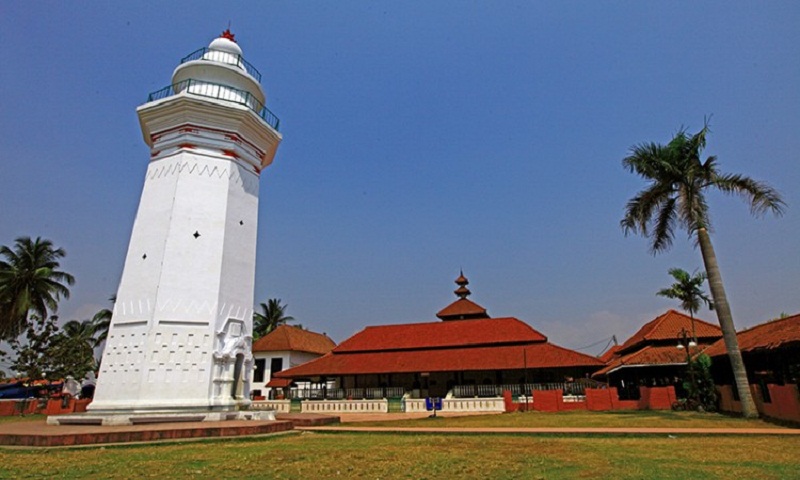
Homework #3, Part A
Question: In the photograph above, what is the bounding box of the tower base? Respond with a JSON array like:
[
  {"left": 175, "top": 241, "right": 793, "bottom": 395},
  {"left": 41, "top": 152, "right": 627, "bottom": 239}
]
[{"left": 47, "top": 409, "right": 274, "bottom": 426}]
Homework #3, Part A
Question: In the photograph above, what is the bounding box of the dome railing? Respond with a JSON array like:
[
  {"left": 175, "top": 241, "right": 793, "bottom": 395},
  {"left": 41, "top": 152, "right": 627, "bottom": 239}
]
[
  {"left": 180, "top": 47, "right": 262, "bottom": 82},
  {"left": 147, "top": 79, "right": 280, "bottom": 131}
]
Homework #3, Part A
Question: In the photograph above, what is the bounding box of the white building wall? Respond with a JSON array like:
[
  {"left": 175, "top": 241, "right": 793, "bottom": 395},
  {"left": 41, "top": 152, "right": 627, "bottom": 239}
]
[
  {"left": 251, "top": 350, "right": 324, "bottom": 396},
  {"left": 92, "top": 151, "right": 259, "bottom": 410}
]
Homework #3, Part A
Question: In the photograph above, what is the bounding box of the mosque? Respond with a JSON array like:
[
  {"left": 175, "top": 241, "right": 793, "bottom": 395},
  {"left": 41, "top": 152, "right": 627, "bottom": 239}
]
[{"left": 272, "top": 273, "right": 605, "bottom": 400}]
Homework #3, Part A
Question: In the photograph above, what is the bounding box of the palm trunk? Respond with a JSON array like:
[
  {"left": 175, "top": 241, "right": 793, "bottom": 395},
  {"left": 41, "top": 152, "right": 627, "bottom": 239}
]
[{"left": 696, "top": 227, "right": 758, "bottom": 418}]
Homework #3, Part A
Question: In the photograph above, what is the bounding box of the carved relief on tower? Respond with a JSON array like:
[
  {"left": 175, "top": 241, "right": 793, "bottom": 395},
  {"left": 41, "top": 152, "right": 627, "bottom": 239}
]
[{"left": 211, "top": 318, "right": 254, "bottom": 405}]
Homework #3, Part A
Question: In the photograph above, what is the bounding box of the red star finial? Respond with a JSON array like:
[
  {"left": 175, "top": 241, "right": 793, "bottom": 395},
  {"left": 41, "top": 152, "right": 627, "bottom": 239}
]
[{"left": 220, "top": 29, "right": 236, "bottom": 43}]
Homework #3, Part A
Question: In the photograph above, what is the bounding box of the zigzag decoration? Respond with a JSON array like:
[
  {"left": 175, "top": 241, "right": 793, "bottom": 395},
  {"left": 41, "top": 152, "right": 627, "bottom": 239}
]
[{"left": 146, "top": 158, "right": 259, "bottom": 191}]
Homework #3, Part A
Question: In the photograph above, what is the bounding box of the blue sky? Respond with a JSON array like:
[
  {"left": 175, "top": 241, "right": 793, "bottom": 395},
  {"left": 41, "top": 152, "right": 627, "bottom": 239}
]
[{"left": 1, "top": 2, "right": 798, "bottom": 356}]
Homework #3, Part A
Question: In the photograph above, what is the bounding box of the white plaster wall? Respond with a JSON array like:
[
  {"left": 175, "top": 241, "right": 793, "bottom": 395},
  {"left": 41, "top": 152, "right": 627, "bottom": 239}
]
[
  {"left": 91, "top": 150, "right": 259, "bottom": 411},
  {"left": 250, "top": 350, "right": 323, "bottom": 395}
]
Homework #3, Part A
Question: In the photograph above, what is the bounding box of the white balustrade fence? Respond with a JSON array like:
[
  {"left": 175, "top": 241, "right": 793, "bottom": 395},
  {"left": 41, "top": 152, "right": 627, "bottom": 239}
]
[
  {"left": 301, "top": 399, "right": 388, "bottom": 413},
  {"left": 251, "top": 400, "right": 290, "bottom": 413}
]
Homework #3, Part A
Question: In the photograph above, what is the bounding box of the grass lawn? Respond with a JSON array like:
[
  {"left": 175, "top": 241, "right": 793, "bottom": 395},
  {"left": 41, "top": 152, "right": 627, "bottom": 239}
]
[
  {"left": 348, "top": 409, "right": 785, "bottom": 429},
  {"left": 0, "top": 414, "right": 43, "bottom": 424},
  {"left": 0, "top": 431, "right": 799, "bottom": 479}
]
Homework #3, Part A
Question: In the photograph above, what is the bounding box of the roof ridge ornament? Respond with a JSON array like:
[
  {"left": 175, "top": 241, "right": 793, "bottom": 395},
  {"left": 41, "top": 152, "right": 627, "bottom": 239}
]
[
  {"left": 454, "top": 270, "right": 471, "bottom": 298},
  {"left": 220, "top": 28, "right": 236, "bottom": 43}
]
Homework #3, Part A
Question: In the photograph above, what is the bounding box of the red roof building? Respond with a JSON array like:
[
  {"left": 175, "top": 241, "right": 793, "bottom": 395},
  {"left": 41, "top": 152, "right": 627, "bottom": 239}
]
[
  {"left": 250, "top": 325, "right": 336, "bottom": 398},
  {"left": 252, "top": 324, "right": 336, "bottom": 355},
  {"left": 276, "top": 274, "right": 604, "bottom": 399},
  {"left": 593, "top": 309, "right": 722, "bottom": 399},
  {"left": 704, "top": 313, "right": 800, "bottom": 386}
]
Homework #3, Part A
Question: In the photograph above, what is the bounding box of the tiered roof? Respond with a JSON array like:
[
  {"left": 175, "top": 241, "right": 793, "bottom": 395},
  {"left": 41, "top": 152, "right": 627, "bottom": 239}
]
[
  {"left": 276, "top": 272, "right": 603, "bottom": 379},
  {"left": 335, "top": 317, "right": 546, "bottom": 353},
  {"left": 252, "top": 325, "right": 336, "bottom": 355},
  {"left": 436, "top": 271, "right": 490, "bottom": 320},
  {"left": 703, "top": 312, "right": 800, "bottom": 357},
  {"left": 277, "top": 340, "right": 601, "bottom": 377}
]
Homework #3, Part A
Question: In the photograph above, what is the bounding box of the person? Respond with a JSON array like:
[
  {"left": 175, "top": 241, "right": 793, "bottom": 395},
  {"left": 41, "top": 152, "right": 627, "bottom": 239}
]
[
  {"left": 62, "top": 375, "right": 81, "bottom": 408},
  {"left": 81, "top": 371, "right": 96, "bottom": 399}
]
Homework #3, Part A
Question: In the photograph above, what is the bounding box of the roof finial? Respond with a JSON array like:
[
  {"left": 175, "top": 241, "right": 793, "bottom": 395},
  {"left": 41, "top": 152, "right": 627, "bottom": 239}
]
[
  {"left": 454, "top": 270, "right": 470, "bottom": 298},
  {"left": 221, "top": 26, "right": 236, "bottom": 43}
]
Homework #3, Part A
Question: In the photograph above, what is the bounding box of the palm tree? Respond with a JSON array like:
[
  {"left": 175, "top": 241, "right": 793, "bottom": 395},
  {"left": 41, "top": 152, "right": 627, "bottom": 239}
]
[
  {"left": 61, "top": 319, "right": 98, "bottom": 349},
  {"left": 621, "top": 123, "right": 785, "bottom": 418},
  {"left": 657, "top": 268, "right": 713, "bottom": 342},
  {"left": 91, "top": 295, "right": 116, "bottom": 348},
  {"left": 0, "top": 237, "right": 75, "bottom": 340},
  {"left": 253, "top": 298, "right": 295, "bottom": 339},
  {"left": 51, "top": 319, "right": 97, "bottom": 379}
]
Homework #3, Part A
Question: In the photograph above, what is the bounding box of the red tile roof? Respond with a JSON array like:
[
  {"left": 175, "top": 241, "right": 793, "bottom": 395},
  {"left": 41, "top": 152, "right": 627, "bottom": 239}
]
[
  {"left": 598, "top": 345, "right": 622, "bottom": 363},
  {"left": 334, "top": 317, "right": 546, "bottom": 353},
  {"left": 593, "top": 344, "right": 709, "bottom": 377},
  {"left": 704, "top": 313, "right": 800, "bottom": 357},
  {"left": 252, "top": 325, "right": 336, "bottom": 355},
  {"left": 265, "top": 378, "right": 293, "bottom": 388},
  {"left": 436, "top": 298, "right": 489, "bottom": 320},
  {"left": 618, "top": 309, "right": 722, "bottom": 354},
  {"left": 277, "top": 341, "right": 603, "bottom": 378}
]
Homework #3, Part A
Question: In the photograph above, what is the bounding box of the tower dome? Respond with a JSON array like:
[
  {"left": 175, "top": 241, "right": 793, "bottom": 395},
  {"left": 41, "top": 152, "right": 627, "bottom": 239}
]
[
  {"left": 209, "top": 30, "right": 243, "bottom": 56},
  {"left": 171, "top": 29, "right": 266, "bottom": 114}
]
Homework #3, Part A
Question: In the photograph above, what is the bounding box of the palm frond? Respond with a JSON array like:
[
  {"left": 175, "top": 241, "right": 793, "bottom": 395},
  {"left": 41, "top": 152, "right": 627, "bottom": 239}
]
[{"left": 711, "top": 173, "right": 786, "bottom": 217}]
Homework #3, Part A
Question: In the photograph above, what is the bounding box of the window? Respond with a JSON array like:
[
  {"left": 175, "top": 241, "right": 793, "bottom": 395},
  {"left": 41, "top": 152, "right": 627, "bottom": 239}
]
[
  {"left": 271, "top": 357, "right": 284, "bottom": 375},
  {"left": 253, "top": 358, "right": 266, "bottom": 383}
]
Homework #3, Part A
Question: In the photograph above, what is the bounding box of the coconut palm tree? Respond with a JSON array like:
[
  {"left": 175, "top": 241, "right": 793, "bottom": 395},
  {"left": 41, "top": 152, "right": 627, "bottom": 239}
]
[
  {"left": 657, "top": 268, "right": 713, "bottom": 341},
  {"left": 621, "top": 123, "right": 785, "bottom": 418},
  {"left": 0, "top": 237, "right": 75, "bottom": 340},
  {"left": 91, "top": 295, "right": 116, "bottom": 348},
  {"left": 253, "top": 298, "right": 295, "bottom": 339},
  {"left": 51, "top": 319, "right": 97, "bottom": 380},
  {"left": 61, "top": 319, "right": 98, "bottom": 349}
]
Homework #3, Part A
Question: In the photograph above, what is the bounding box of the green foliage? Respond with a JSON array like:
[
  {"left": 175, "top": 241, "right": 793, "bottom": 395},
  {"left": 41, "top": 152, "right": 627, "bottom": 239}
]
[
  {"left": 253, "top": 298, "right": 296, "bottom": 340},
  {"left": 621, "top": 123, "right": 785, "bottom": 253},
  {"left": 51, "top": 319, "right": 98, "bottom": 379},
  {"left": 1, "top": 314, "right": 60, "bottom": 380},
  {"left": 685, "top": 353, "right": 717, "bottom": 411},
  {"left": 0, "top": 236, "right": 75, "bottom": 340},
  {"left": 91, "top": 294, "right": 115, "bottom": 348},
  {"left": 657, "top": 268, "right": 713, "bottom": 317},
  {"left": 0, "top": 315, "right": 96, "bottom": 381}
]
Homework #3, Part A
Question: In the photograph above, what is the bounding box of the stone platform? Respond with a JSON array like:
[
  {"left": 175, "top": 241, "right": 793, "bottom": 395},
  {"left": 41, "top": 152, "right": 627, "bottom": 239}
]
[
  {"left": 0, "top": 414, "right": 339, "bottom": 447},
  {"left": 47, "top": 409, "right": 274, "bottom": 426}
]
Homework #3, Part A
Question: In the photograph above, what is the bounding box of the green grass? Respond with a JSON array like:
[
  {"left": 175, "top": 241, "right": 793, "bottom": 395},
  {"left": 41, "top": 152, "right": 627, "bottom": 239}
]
[
  {"left": 0, "top": 411, "right": 794, "bottom": 478},
  {"left": 348, "top": 409, "right": 784, "bottom": 429},
  {"left": 0, "top": 414, "right": 44, "bottom": 424},
  {"left": 0, "top": 432, "right": 798, "bottom": 479}
]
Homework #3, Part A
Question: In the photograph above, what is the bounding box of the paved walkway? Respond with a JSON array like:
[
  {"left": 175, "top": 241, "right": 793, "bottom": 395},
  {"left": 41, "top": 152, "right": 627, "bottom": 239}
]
[{"left": 301, "top": 425, "right": 800, "bottom": 435}]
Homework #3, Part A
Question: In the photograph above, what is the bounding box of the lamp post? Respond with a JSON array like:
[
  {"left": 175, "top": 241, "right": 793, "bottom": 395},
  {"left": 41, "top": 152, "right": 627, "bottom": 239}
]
[{"left": 676, "top": 328, "right": 697, "bottom": 402}]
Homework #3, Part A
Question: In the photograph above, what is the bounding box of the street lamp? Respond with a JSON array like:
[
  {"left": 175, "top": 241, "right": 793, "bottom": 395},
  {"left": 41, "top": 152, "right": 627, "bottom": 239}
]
[{"left": 676, "top": 328, "right": 698, "bottom": 404}]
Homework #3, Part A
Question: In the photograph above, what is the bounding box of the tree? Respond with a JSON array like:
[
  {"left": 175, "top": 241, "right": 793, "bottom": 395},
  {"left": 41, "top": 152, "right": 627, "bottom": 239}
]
[
  {"left": 0, "top": 237, "right": 75, "bottom": 340},
  {"left": 253, "top": 298, "right": 295, "bottom": 339},
  {"left": 0, "top": 316, "right": 96, "bottom": 382},
  {"left": 657, "top": 268, "right": 713, "bottom": 341},
  {"left": 49, "top": 319, "right": 97, "bottom": 380},
  {"left": 621, "top": 123, "right": 785, "bottom": 418},
  {"left": 2, "top": 314, "right": 60, "bottom": 382},
  {"left": 91, "top": 295, "right": 116, "bottom": 348}
]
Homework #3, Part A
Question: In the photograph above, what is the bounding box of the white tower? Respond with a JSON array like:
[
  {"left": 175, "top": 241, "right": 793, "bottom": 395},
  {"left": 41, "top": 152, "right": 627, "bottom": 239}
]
[{"left": 87, "top": 31, "right": 281, "bottom": 419}]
